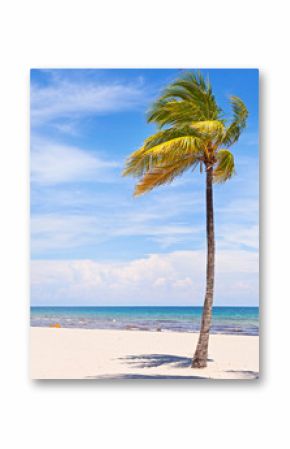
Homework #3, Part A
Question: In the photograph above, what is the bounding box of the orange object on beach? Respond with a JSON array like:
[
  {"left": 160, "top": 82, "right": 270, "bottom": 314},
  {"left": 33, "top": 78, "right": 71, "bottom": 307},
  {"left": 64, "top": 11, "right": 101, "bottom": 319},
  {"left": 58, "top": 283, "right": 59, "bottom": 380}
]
[{"left": 49, "top": 323, "right": 61, "bottom": 328}]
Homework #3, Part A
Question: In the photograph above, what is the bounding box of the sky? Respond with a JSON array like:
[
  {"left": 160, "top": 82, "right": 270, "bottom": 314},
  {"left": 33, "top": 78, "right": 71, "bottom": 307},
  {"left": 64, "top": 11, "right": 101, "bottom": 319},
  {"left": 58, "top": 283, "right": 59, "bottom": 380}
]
[{"left": 30, "top": 68, "right": 259, "bottom": 306}]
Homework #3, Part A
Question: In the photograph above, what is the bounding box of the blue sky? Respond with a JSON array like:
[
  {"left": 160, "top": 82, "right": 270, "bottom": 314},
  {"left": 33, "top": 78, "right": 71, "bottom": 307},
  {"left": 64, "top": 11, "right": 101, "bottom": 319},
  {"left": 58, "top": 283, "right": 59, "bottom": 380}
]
[{"left": 30, "top": 69, "right": 259, "bottom": 306}]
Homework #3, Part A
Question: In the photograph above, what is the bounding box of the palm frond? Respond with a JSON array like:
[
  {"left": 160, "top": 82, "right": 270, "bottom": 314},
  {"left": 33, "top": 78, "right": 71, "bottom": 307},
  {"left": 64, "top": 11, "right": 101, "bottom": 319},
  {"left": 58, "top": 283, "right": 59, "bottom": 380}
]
[
  {"left": 190, "top": 120, "right": 225, "bottom": 142},
  {"left": 148, "top": 71, "right": 222, "bottom": 127},
  {"left": 122, "top": 145, "right": 152, "bottom": 177},
  {"left": 222, "top": 96, "right": 248, "bottom": 146},
  {"left": 134, "top": 156, "right": 199, "bottom": 196},
  {"left": 144, "top": 126, "right": 199, "bottom": 149},
  {"left": 143, "top": 135, "right": 203, "bottom": 159},
  {"left": 213, "top": 149, "right": 235, "bottom": 183},
  {"left": 123, "top": 132, "right": 203, "bottom": 178},
  {"left": 147, "top": 99, "right": 202, "bottom": 128}
]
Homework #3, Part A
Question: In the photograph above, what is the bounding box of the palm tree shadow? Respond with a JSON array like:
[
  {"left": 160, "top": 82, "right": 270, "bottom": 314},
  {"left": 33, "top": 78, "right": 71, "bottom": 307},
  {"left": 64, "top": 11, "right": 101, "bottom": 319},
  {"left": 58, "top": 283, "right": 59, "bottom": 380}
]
[
  {"left": 86, "top": 373, "right": 207, "bottom": 379},
  {"left": 118, "top": 353, "right": 213, "bottom": 369},
  {"left": 226, "top": 370, "right": 259, "bottom": 379},
  {"left": 85, "top": 354, "right": 214, "bottom": 379}
]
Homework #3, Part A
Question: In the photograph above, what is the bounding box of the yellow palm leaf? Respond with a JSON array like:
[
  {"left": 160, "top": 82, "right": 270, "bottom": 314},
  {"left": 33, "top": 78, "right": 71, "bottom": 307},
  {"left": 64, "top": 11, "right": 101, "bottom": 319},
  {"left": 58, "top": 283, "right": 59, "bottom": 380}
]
[{"left": 134, "top": 155, "right": 198, "bottom": 196}]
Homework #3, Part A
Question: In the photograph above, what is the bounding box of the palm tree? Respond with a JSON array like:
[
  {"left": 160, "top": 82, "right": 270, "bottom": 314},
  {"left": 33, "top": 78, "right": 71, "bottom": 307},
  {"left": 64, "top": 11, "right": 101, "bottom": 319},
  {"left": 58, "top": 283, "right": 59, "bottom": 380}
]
[{"left": 123, "top": 71, "right": 248, "bottom": 368}]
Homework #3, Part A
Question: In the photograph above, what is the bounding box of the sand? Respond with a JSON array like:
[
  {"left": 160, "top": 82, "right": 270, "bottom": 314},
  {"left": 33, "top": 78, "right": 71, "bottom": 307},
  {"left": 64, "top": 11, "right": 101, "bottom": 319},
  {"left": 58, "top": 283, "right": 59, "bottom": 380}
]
[{"left": 30, "top": 327, "right": 259, "bottom": 380}]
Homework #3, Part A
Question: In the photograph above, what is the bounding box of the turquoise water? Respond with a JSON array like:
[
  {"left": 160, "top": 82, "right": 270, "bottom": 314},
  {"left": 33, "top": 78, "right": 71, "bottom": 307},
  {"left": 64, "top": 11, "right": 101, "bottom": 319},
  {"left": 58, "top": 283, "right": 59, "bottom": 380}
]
[{"left": 30, "top": 306, "right": 259, "bottom": 335}]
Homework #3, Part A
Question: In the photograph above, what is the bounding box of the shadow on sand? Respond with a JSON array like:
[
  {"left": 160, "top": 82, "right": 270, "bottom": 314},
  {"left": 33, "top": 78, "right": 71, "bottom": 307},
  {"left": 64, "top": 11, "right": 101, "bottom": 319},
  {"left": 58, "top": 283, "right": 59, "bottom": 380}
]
[
  {"left": 118, "top": 353, "right": 193, "bottom": 369},
  {"left": 117, "top": 353, "right": 214, "bottom": 369},
  {"left": 84, "top": 355, "right": 258, "bottom": 380},
  {"left": 86, "top": 373, "right": 207, "bottom": 379},
  {"left": 226, "top": 370, "right": 259, "bottom": 379},
  {"left": 85, "top": 370, "right": 258, "bottom": 380},
  {"left": 85, "top": 353, "right": 215, "bottom": 379}
]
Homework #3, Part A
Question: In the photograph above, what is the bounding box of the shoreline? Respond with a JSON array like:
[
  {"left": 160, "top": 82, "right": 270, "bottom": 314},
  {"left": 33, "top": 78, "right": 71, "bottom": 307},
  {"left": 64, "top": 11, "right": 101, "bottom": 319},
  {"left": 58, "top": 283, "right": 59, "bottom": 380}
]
[
  {"left": 30, "top": 327, "right": 259, "bottom": 380},
  {"left": 30, "top": 324, "right": 258, "bottom": 336},
  {"left": 30, "top": 305, "right": 259, "bottom": 336}
]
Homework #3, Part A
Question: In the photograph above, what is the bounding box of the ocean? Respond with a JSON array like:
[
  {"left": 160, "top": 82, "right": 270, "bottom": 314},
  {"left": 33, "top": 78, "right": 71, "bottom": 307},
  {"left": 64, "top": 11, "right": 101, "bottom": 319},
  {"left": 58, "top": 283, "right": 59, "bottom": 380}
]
[{"left": 30, "top": 306, "right": 259, "bottom": 336}]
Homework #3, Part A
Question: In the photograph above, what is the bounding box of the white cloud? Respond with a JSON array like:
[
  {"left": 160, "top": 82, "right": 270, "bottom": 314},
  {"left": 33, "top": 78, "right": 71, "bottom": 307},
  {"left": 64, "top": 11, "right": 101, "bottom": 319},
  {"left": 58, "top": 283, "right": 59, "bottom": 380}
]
[
  {"left": 216, "top": 198, "right": 258, "bottom": 222},
  {"left": 31, "top": 140, "right": 118, "bottom": 185},
  {"left": 31, "top": 211, "right": 201, "bottom": 255},
  {"left": 31, "top": 250, "right": 259, "bottom": 306},
  {"left": 218, "top": 224, "right": 259, "bottom": 250},
  {"left": 30, "top": 184, "right": 209, "bottom": 255},
  {"left": 31, "top": 191, "right": 258, "bottom": 256},
  {"left": 173, "top": 277, "right": 193, "bottom": 288},
  {"left": 31, "top": 215, "right": 97, "bottom": 252},
  {"left": 31, "top": 77, "right": 148, "bottom": 125},
  {"left": 52, "top": 121, "right": 80, "bottom": 136},
  {"left": 31, "top": 209, "right": 258, "bottom": 257},
  {"left": 153, "top": 277, "right": 167, "bottom": 287}
]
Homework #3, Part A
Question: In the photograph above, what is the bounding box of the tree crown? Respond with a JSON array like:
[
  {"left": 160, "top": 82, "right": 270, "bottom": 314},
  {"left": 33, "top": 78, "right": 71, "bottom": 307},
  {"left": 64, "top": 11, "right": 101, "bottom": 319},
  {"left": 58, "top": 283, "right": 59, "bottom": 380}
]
[{"left": 123, "top": 71, "right": 248, "bottom": 196}]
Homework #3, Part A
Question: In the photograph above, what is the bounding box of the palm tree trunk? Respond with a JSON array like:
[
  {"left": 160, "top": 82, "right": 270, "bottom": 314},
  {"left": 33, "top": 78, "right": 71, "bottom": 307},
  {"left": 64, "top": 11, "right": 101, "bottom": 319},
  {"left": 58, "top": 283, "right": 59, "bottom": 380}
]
[{"left": 191, "top": 165, "right": 215, "bottom": 368}]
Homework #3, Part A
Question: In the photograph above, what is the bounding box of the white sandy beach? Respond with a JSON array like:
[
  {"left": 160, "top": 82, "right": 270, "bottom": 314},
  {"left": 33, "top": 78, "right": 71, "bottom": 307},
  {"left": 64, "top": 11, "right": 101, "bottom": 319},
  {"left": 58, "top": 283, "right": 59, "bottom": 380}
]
[{"left": 30, "top": 327, "right": 259, "bottom": 380}]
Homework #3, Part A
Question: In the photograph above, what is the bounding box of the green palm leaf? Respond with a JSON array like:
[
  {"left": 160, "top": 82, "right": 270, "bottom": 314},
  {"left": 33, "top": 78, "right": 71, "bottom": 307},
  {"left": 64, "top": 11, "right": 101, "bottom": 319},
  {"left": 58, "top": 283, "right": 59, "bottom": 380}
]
[
  {"left": 148, "top": 72, "right": 222, "bottom": 128},
  {"left": 147, "top": 99, "right": 203, "bottom": 128},
  {"left": 213, "top": 149, "right": 235, "bottom": 183},
  {"left": 222, "top": 96, "right": 248, "bottom": 146}
]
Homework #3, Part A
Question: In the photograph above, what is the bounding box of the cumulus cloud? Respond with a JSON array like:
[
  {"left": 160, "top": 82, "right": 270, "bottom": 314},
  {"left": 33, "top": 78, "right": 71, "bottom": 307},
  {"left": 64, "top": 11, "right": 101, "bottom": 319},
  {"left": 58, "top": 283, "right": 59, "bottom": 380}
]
[
  {"left": 173, "top": 277, "right": 193, "bottom": 288},
  {"left": 31, "top": 250, "right": 259, "bottom": 306}
]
